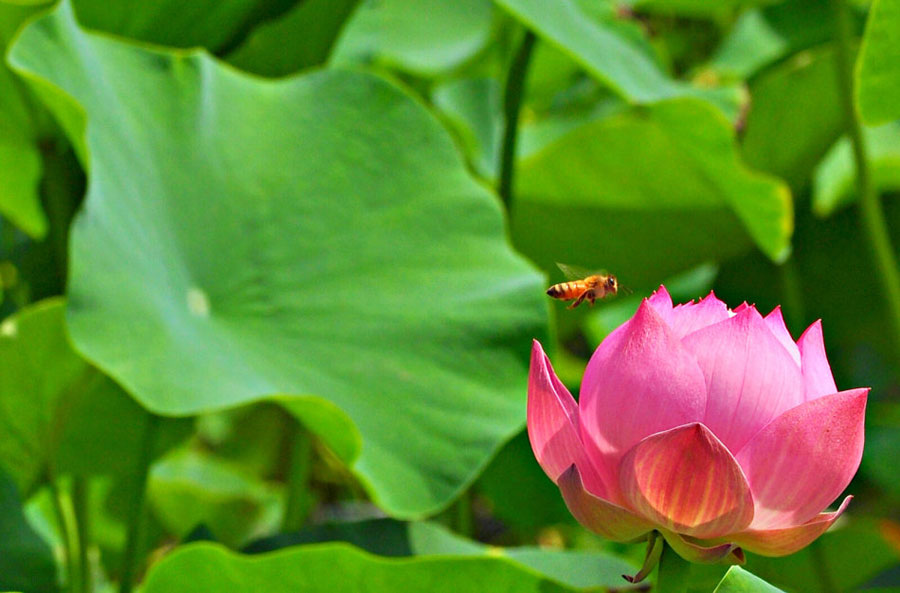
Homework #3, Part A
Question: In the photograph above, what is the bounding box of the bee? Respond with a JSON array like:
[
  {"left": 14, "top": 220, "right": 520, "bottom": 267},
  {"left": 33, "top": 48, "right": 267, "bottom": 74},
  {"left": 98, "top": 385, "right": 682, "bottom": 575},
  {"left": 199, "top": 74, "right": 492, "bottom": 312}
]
[{"left": 546, "top": 263, "right": 621, "bottom": 309}]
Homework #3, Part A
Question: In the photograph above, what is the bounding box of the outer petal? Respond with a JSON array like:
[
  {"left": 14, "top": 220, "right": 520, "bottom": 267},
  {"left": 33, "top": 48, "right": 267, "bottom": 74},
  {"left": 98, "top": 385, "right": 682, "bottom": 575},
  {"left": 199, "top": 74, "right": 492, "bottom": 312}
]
[
  {"left": 668, "top": 292, "right": 732, "bottom": 340},
  {"left": 579, "top": 300, "right": 707, "bottom": 490},
  {"left": 659, "top": 529, "right": 745, "bottom": 564},
  {"left": 527, "top": 340, "right": 610, "bottom": 496},
  {"left": 764, "top": 306, "right": 800, "bottom": 367},
  {"left": 730, "top": 496, "right": 852, "bottom": 556},
  {"left": 618, "top": 423, "right": 754, "bottom": 539},
  {"left": 797, "top": 320, "right": 837, "bottom": 401},
  {"left": 646, "top": 285, "right": 674, "bottom": 314},
  {"left": 735, "top": 388, "right": 867, "bottom": 529},
  {"left": 558, "top": 464, "right": 654, "bottom": 542},
  {"left": 646, "top": 288, "right": 731, "bottom": 340},
  {"left": 684, "top": 306, "right": 805, "bottom": 453}
]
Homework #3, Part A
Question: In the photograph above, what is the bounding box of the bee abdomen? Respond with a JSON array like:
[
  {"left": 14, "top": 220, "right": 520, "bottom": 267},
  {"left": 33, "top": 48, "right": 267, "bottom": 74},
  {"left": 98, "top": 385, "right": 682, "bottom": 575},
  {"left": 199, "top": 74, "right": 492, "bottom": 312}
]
[{"left": 547, "top": 281, "right": 583, "bottom": 299}]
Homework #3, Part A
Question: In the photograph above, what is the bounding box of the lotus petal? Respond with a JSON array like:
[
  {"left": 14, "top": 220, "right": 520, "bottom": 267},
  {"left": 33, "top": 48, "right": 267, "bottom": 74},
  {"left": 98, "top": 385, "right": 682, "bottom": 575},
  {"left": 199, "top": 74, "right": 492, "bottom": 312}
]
[
  {"left": 527, "top": 340, "right": 611, "bottom": 495},
  {"left": 619, "top": 423, "right": 754, "bottom": 539},
  {"left": 579, "top": 300, "right": 707, "bottom": 483},
  {"left": 558, "top": 464, "right": 654, "bottom": 542},
  {"left": 797, "top": 320, "right": 838, "bottom": 401},
  {"left": 683, "top": 306, "right": 804, "bottom": 452},
  {"left": 730, "top": 497, "right": 852, "bottom": 556},
  {"left": 736, "top": 388, "right": 867, "bottom": 529}
]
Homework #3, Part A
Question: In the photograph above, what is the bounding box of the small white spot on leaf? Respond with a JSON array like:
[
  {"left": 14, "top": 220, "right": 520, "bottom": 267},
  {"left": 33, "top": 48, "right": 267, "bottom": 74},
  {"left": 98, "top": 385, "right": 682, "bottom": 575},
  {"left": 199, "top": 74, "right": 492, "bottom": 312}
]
[
  {"left": 187, "top": 287, "right": 210, "bottom": 317},
  {"left": 0, "top": 320, "right": 17, "bottom": 338}
]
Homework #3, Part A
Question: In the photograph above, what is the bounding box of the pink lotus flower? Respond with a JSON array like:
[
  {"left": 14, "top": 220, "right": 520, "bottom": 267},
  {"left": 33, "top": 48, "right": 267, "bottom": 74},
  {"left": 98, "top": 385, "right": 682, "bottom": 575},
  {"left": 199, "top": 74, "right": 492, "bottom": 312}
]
[{"left": 528, "top": 287, "right": 867, "bottom": 564}]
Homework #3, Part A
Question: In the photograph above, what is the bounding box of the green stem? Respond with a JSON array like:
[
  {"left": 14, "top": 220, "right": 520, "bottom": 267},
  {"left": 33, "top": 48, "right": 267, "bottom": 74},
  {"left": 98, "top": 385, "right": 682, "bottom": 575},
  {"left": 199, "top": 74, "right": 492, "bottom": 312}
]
[
  {"left": 497, "top": 30, "right": 537, "bottom": 208},
  {"left": 778, "top": 258, "right": 806, "bottom": 334},
  {"left": 831, "top": 0, "right": 900, "bottom": 358},
  {"left": 451, "top": 489, "right": 473, "bottom": 538},
  {"left": 655, "top": 542, "right": 690, "bottom": 593},
  {"left": 72, "top": 477, "right": 91, "bottom": 593},
  {"left": 810, "top": 538, "right": 838, "bottom": 593},
  {"left": 48, "top": 477, "right": 78, "bottom": 593},
  {"left": 119, "top": 413, "right": 160, "bottom": 593},
  {"left": 282, "top": 421, "right": 313, "bottom": 532}
]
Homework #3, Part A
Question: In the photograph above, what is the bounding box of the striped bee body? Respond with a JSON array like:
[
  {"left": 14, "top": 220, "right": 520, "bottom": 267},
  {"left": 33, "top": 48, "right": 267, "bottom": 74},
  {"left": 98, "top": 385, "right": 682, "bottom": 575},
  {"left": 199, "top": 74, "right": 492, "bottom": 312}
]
[{"left": 546, "top": 267, "right": 619, "bottom": 309}]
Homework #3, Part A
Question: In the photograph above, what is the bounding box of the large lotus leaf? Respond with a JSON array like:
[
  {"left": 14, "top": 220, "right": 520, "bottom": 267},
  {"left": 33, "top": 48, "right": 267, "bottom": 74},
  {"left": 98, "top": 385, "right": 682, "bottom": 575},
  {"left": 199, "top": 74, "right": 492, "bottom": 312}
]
[
  {"left": 9, "top": 1, "right": 547, "bottom": 518},
  {"left": 246, "top": 518, "right": 636, "bottom": 589},
  {"left": 69, "top": 0, "right": 295, "bottom": 52},
  {"left": 742, "top": 46, "right": 844, "bottom": 191},
  {"left": 856, "top": 0, "right": 900, "bottom": 125},
  {"left": 329, "top": 0, "right": 495, "bottom": 78},
  {"left": 0, "top": 299, "right": 184, "bottom": 495},
  {"left": 0, "top": 2, "right": 48, "bottom": 238},
  {"left": 511, "top": 98, "right": 792, "bottom": 286},
  {"left": 813, "top": 123, "right": 900, "bottom": 217},
  {"left": 227, "top": 0, "right": 359, "bottom": 77},
  {"left": 714, "top": 567, "right": 785, "bottom": 593},
  {"left": 493, "top": 0, "right": 742, "bottom": 118},
  {"left": 143, "top": 542, "right": 584, "bottom": 593},
  {"left": 0, "top": 469, "right": 57, "bottom": 593}
]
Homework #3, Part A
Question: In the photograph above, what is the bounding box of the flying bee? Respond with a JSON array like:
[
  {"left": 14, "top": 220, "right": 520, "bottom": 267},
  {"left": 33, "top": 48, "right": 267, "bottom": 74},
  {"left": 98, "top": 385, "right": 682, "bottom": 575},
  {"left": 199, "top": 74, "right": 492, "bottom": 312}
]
[{"left": 546, "top": 263, "right": 622, "bottom": 309}]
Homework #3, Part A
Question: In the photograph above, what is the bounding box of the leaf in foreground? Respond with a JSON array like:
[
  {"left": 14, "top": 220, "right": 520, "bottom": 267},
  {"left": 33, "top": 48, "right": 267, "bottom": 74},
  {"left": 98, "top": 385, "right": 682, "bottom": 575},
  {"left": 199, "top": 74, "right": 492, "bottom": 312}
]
[
  {"left": 142, "top": 542, "right": 582, "bottom": 593},
  {"left": 9, "top": 0, "right": 547, "bottom": 518}
]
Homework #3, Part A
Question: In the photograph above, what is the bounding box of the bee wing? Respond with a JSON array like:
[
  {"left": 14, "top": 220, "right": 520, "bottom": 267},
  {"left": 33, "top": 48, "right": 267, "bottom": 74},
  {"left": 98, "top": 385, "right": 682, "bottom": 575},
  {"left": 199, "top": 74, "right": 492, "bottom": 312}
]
[{"left": 555, "top": 262, "right": 599, "bottom": 280}]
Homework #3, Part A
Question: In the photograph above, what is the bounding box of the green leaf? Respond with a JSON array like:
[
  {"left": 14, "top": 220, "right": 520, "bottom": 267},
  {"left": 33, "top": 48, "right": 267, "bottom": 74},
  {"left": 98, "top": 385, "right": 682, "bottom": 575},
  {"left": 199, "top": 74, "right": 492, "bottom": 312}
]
[
  {"left": 227, "top": 0, "right": 360, "bottom": 77},
  {"left": 0, "top": 469, "right": 57, "bottom": 593},
  {"left": 0, "top": 3, "right": 48, "bottom": 238},
  {"left": 623, "top": 0, "right": 780, "bottom": 18},
  {"left": 329, "top": 0, "right": 496, "bottom": 78},
  {"left": 69, "top": 0, "right": 295, "bottom": 52},
  {"left": 706, "top": 1, "right": 834, "bottom": 81},
  {"left": 9, "top": 1, "right": 547, "bottom": 518},
  {"left": 148, "top": 448, "right": 283, "bottom": 548},
  {"left": 742, "top": 46, "right": 845, "bottom": 191},
  {"left": 408, "top": 522, "right": 637, "bottom": 589},
  {"left": 714, "top": 566, "right": 785, "bottom": 593},
  {"left": 143, "top": 542, "right": 587, "bottom": 593},
  {"left": 856, "top": 0, "right": 900, "bottom": 125},
  {"left": 493, "top": 0, "right": 742, "bottom": 118},
  {"left": 0, "top": 299, "right": 185, "bottom": 495},
  {"left": 432, "top": 77, "right": 501, "bottom": 180},
  {"left": 512, "top": 98, "right": 792, "bottom": 285},
  {"left": 813, "top": 123, "right": 900, "bottom": 217},
  {"left": 248, "top": 518, "right": 636, "bottom": 589}
]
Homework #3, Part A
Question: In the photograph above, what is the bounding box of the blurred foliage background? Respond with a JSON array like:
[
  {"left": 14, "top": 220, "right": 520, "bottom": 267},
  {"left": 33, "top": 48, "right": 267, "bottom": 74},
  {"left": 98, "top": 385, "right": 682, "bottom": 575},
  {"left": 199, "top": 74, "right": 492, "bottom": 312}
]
[{"left": 0, "top": 0, "right": 899, "bottom": 592}]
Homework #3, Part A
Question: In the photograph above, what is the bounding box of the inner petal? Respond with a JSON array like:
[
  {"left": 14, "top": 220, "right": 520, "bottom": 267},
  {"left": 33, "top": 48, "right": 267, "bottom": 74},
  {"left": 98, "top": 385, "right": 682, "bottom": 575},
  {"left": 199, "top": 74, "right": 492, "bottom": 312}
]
[{"left": 682, "top": 306, "right": 804, "bottom": 453}]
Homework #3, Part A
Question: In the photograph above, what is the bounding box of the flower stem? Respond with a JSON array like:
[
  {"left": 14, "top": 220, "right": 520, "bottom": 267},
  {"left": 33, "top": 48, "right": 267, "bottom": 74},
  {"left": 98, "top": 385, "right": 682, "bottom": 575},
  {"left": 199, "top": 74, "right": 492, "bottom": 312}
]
[
  {"left": 830, "top": 0, "right": 900, "bottom": 359},
  {"left": 497, "top": 29, "right": 537, "bottom": 208},
  {"left": 452, "top": 489, "right": 474, "bottom": 538},
  {"left": 119, "top": 413, "right": 159, "bottom": 593},
  {"left": 778, "top": 259, "right": 806, "bottom": 334},
  {"left": 282, "top": 420, "right": 313, "bottom": 532},
  {"left": 48, "top": 477, "right": 77, "bottom": 593},
  {"left": 72, "top": 477, "right": 91, "bottom": 593},
  {"left": 810, "top": 538, "right": 838, "bottom": 593},
  {"left": 655, "top": 542, "right": 690, "bottom": 593}
]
